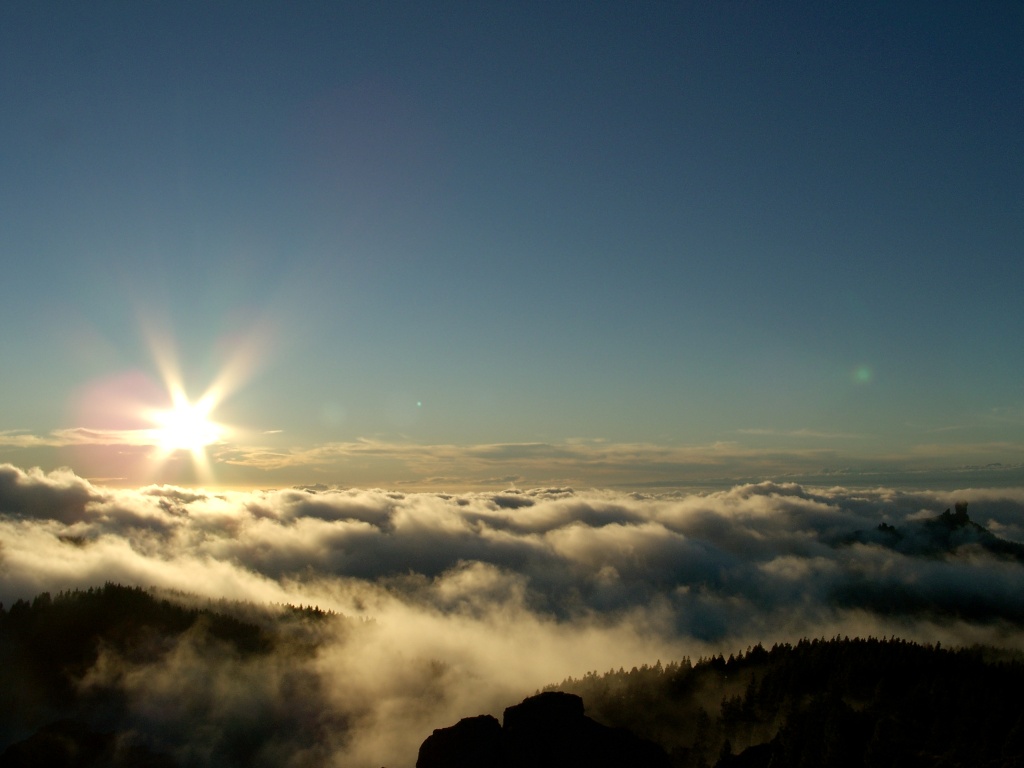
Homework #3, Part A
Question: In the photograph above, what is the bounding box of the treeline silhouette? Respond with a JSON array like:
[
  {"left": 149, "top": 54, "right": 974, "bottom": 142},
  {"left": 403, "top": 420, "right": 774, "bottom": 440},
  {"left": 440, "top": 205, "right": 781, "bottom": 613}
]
[
  {"left": 549, "top": 637, "right": 1024, "bottom": 768},
  {"left": 0, "top": 583, "right": 338, "bottom": 766},
  {"left": 3, "top": 584, "right": 1024, "bottom": 767}
]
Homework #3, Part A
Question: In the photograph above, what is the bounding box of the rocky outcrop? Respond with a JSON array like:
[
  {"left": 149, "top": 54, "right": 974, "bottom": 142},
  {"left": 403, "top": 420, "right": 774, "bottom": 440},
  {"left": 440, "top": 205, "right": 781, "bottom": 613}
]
[
  {"left": 415, "top": 715, "right": 504, "bottom": 768},
  {"left": 417, "top": 691, "right": 670, "bottom": 768},
  {"left": 836, "top": 502, "right": 1024, "bottom": 562}
]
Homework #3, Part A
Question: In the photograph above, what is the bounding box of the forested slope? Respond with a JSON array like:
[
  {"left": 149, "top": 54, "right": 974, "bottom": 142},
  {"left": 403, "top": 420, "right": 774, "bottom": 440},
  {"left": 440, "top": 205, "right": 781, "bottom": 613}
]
[
  {"left": 551, "top": 637, "right": 1024, "bottom": 767},
  {"left": 0, "top": 583, "right": 338, "bottom": 767},
  {"left": 4, "top": 584, "right": 1024, "bottom": 767}
]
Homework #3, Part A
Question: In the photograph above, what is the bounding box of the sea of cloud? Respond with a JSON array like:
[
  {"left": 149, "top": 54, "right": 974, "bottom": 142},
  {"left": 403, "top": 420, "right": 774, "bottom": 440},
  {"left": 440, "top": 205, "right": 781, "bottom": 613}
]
[{"left": 2, "top": 463, "right": 1023, "bottom": 766}]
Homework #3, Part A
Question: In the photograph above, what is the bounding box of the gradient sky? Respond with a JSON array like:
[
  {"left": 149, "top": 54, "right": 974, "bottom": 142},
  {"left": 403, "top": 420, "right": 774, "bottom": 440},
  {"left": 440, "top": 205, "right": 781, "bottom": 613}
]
[{"left": 1, "top": 2, "right": 1021, "bottom": 489}]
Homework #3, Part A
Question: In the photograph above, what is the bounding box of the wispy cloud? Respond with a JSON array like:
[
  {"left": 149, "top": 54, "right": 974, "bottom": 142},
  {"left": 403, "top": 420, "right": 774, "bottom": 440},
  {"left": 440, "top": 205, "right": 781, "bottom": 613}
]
[
  {"left": 0, "top": 430, "right": 62, "bottom": 448},
  {"left": 735, "top": 428, "right": 866, "bottom": 440},
  {"left": 218, "top": 437, "right": 1024, "bottom": 489},
  {"left": 217, "top": 438, "right": 847, "bottom": 486},
  {"left": 4, "top": 428, "right": 1024, "bottom": 490},
  {"left": 0, "top": 427, "right": 165, "bottom": 449}
]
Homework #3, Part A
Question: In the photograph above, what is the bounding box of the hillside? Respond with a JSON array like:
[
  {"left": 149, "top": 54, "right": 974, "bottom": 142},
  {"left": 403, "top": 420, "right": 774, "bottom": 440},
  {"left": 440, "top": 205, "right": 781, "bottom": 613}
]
[
  {"left": 549, "top": 637, "right": 1024, "bottom": 768},
  {"left": 3, "top": 585, "right": 1024, "bottom": 767},
  {"left": 0, "top": 584, "right": 340, "bottom": 767}
]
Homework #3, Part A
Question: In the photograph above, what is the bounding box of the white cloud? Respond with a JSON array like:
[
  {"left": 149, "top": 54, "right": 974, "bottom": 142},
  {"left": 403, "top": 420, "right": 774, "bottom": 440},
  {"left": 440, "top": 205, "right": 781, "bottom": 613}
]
[{"left": 2, "top": 464, "right": 1024, "bottom": 766}]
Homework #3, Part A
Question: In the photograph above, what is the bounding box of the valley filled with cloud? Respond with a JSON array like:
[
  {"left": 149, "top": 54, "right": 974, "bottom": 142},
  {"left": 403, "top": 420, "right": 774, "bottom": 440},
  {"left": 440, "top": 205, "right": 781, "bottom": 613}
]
[{"left": 3, "top": 463, "right": 1024, "bottom": 766}]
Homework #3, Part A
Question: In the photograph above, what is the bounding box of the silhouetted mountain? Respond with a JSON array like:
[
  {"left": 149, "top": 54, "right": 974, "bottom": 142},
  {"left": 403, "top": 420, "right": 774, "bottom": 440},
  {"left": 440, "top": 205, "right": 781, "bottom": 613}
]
[
  {"left": 417, "top": 691, "right": 671, "bottom": 768},
  {"left": 836, "top": 501, "right": 1024, "bottom": 561},
  {"left": 818, "top": 502, "right": 1024, "bottom": 624}
]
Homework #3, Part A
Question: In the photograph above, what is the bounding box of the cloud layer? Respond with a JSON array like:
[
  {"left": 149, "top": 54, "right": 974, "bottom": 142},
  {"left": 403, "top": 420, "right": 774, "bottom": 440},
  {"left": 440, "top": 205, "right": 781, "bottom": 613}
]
[{"left": 2, "top": 463, "right": 1024, "bottom": 766}]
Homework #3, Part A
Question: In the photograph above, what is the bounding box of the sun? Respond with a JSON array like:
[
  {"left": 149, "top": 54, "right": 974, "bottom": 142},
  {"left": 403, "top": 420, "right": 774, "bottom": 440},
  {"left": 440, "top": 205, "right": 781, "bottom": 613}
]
[
  {"left": 148, "top": 392, "right": 224, "bottom": 455},
  {"left": 127, "top": 314, "right": 270, "bottom": 483}
]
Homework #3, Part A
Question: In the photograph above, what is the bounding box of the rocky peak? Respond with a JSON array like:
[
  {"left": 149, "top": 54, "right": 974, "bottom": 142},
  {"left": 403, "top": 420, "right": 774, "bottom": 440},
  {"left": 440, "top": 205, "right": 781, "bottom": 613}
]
[{"left": 417, "top": 692, "right": 670, "bottom": 768}]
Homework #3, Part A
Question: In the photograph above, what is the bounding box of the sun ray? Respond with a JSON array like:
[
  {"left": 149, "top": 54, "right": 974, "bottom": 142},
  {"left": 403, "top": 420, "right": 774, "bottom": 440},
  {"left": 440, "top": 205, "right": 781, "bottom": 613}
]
[
  {"left": 73, "top": 305, "right": 279, "bottom": 486},
  {"left": 139, "top": 371, "right": 231, "bottom": 484}
]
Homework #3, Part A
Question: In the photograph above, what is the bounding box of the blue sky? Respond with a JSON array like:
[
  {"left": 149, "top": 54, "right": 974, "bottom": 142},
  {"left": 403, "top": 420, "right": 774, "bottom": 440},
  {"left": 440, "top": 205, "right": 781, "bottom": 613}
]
[{"left": 1, "top": 2, "right": 1021, "bottom": 489}]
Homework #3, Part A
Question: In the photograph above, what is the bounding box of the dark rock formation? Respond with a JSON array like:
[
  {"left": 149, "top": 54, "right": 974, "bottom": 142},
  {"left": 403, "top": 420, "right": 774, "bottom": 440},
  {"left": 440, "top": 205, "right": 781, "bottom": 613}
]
[
  {"left": 716, "top": 742, "right": 774, "bottom": 768},
  {"left": 417, "top": 691, "right": 670, "bottom": 768},
  {"left": 415, "top": 715, "right": 504, "bottom": 768}
]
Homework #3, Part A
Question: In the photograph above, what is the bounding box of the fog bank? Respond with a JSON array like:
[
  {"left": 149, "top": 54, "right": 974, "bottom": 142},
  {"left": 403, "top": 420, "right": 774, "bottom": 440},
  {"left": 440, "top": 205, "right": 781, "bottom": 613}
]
[{"left": 2, "top": 464, "right": 1023, "bottom": 766}]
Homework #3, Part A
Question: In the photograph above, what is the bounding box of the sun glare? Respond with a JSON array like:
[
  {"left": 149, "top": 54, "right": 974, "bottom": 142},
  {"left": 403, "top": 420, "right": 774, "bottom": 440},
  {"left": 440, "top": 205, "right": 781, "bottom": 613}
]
[
  {"left": 149, "top": 393, "right": 224, "bottom": 455},
  {"left": 113, "top": 312, "right": 271, "bottom": 484}
]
